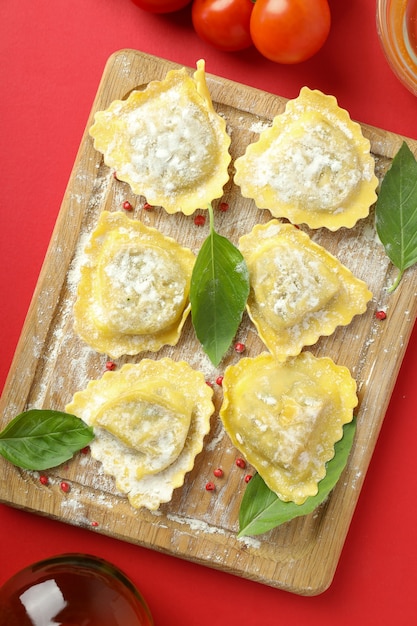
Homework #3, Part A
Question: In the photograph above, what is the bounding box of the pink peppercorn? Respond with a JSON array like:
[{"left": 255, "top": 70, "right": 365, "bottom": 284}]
[
  {"left": 235, "top": 458, "right": 246, "bottom": 469},
  {"left": 244, "top": 474, "right": 253, "bottom": 483},
  {"left": 39, "top": 475, "right": 49, "bottom": 486},
  {"left": 60, "top": 481, "right": 71, "bottom": 494},
  {"left": 205, "top": 481, "right": 215, "bottom": 491},
  {"left": 143, "top": 202, "right": 153, "bottom": 211},
  {"left": 194, "top": 214, "right": 206, "bottom": 226},
  {"left": 216, "top": 375, "right": 224, "bottom": 386},
  {"left": 122, "top": 200, "right": 133, "bottom": 211},
  {"left": 213, "top": 468, "right": 224, "bottom": 478},
  {"left": 105, "top": 360, "right": 116, "bottom": 371},
  {"left": 234, "top": 342, "right": 245, "bottom": 354},
  {"left": 375, "top": 310, "right": 387, "bottom": 320},
  {"left": 219, "top": 202, "right": 229, "bottom": 212}
]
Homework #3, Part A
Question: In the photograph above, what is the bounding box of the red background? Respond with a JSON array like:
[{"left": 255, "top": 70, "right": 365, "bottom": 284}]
[{"left": 1, "top": 1, "right": 417, "bottom": 623}]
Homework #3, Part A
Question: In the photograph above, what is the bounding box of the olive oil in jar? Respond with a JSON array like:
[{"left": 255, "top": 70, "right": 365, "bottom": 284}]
[{"left": 0, "top": 554, "right": 154, "bottom": 626}]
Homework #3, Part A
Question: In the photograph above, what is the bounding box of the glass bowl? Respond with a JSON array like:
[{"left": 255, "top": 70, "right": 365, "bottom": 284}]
[
  {"left": 0, "top": 553, "right": 154, "bottom": 626},
  {"left": 376, "top": 0, "right": 417, "bottom": 96}
]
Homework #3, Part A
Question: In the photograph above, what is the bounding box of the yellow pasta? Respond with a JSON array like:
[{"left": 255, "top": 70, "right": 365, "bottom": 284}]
[
  {"left": 239, "top": 220, "right": 372, "bottom": 360},
  {"left": 73, "top": 211, "right": 195, "bottom": 358},
  {"left": 234, "top": 87, "right": 378, "bottom": 230},
  {"left": 89, "top": 60, "right": 231, "bottom": 215},
  {"left": 65, "top": 359, "right": 214, "bottom": 511},
  {"left": 220, "top": 352, "right": 357, "bottom": 504}
]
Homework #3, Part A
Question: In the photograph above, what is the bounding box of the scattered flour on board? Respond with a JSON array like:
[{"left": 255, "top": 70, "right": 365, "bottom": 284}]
[
  {"left": 249, "top": 120, "right": 272, "bottom": 134},
  {"left": 166, "top": 512, "right": 261, "bottom": 549}
]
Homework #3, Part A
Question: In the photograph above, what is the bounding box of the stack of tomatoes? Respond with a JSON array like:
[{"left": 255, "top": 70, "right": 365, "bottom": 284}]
[{"left": 130, "top": 0, "right": 331, "bottom": 64}]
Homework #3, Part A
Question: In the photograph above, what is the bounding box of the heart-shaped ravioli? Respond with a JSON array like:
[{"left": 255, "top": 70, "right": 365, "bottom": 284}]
[
  {"left": 89, "top": 60, "right": 231, "bottom": 215},
  {"left": 74, "top": 211, "right": 195, "bottom": 358},
  {"left": 234, "top": 87, "right": 378, "bottom": 230},
  {"left": 220, "top": 352, "right": 357, "bottom": 504},
  {"left": 65, "top": 359, "right": 214, "bottom": 510},
  {"left": 239, "top": 220, "right": 372, "bottom": 360}
]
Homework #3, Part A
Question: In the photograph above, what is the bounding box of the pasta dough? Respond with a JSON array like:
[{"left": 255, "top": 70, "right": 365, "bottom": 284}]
[
  {"left": 73, "top": 211, "right": 195, "bottom": 358},
  {"left": 239, "top": 220, "right": 372, "bottom": 360},
  {"left": 65, "top": 359, "right": 214, "bottom": 510},
  {"left": 220, "top": 352, "right": 357, "bottom": 504},
  {"left": 234, "top": 87, "right": 378, "bottom": 230},
  {"left": 89, "top": 60, "right": 231, "bottom": 215}
]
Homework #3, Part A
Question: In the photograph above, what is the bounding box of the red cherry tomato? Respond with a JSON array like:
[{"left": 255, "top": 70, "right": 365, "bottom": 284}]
[
  {"left": 250, "top": 0, "right": 331, "bottom": 64},
  {"left": 130, "top": 0, "right": 192, "bottom": 13},
  {"left": 191, "top": 0, "right": 254, "bottom": 52}
]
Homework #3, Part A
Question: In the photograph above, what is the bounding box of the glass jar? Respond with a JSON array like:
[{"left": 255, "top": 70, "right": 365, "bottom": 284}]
[
  {"left": 376, "top": 0, "right": 417, "bottom": 96},
  {"left": 0, "top": 554, "right": 154, "bottom": 626}
]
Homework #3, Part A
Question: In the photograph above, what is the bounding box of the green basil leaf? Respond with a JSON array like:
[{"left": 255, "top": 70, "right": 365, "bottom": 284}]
[
  {"left": 0, "top": 409, "right": 94, "bottom": 470},
  {"left": 375, "top": 141, "right": 417, "bottom": 291},
  {"left": 238, "top": 418, "right": 357, "bottom": 537},
  {"left": 190, "top": 205, "right": 250, "bottom": 366}
]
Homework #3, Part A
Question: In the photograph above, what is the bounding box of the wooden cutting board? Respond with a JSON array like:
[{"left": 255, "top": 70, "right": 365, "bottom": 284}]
[{"left": 1, "top": 50, "right": 417, "bottom": 596}]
